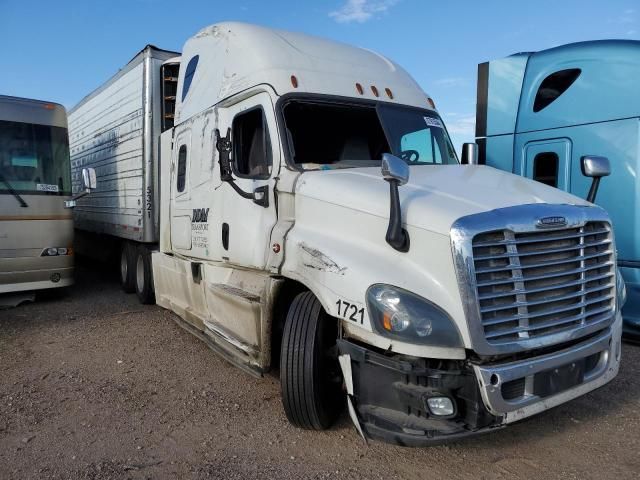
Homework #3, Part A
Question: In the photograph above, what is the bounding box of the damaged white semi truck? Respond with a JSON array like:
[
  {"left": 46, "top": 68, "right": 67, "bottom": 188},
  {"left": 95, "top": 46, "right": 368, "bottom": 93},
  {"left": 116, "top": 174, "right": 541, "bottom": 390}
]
[{"left": 69, "top": 22, "right": 624, "bottom": 445}]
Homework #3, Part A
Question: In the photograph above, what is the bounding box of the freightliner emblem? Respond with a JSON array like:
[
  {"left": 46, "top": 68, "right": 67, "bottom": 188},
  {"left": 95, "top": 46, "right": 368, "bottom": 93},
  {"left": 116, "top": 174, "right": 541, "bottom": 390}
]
[{"left": 536, "top": 216, "right": 567, "bottom": 228}]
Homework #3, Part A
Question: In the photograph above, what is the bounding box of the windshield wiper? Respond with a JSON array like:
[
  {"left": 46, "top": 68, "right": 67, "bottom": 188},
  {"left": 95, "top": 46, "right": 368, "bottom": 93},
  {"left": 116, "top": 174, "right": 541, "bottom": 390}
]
[{"left": 0, "top": 173, "right": 28, "bottom": 207}]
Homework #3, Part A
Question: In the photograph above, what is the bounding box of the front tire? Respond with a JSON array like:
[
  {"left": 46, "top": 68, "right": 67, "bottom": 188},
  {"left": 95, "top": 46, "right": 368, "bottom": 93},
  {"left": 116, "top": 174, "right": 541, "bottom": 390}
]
[
  {"left": 280, "top": 291, "right": 342, "bottom": 430},
  {"left": 135, "top": 245, "right": 155, "bottom": 305}
]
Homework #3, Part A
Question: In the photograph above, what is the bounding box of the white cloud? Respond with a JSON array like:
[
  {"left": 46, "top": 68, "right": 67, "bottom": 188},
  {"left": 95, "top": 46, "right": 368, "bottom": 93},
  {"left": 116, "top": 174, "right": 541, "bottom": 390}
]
[
  {"left": 329, "top": 0, "right": 399, "bottom": 24},
  {"left": 442, "top": 114, "right": 476, "bottom": 136},
  {"left": 433, "top": 77, "right": 470, "bottom": 88},
  {"left": 615, "top": 8, "right": 636, "bottom": 24}
]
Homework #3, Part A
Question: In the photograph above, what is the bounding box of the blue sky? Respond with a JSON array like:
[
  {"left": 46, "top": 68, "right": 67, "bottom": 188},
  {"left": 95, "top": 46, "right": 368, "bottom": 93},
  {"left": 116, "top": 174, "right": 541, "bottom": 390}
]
[{"left": 1, "top": 0, "right": 638, "bottom": 148}]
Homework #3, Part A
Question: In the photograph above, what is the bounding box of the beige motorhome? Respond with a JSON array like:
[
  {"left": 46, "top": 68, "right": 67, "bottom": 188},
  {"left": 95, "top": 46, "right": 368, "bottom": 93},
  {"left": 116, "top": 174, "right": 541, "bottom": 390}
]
[{"left": 0, "top": 95, "right": 75, "bottom": 294}]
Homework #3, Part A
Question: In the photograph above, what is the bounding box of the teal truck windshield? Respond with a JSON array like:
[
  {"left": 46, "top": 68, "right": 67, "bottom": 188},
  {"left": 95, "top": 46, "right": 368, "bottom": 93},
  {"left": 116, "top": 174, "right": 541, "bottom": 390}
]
[
  {"left": 282, "top": 99, "right": 458, "bottom": 169},
  {"left": 0, "top": 119, "right": 71, "bottom": 196}
]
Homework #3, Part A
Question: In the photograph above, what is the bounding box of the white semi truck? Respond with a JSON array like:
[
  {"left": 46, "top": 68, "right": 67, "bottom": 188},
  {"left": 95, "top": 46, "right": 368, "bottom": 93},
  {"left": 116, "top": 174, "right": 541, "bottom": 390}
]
[{"left": 69, "top": 22, "right": 624, "bottom": 445}]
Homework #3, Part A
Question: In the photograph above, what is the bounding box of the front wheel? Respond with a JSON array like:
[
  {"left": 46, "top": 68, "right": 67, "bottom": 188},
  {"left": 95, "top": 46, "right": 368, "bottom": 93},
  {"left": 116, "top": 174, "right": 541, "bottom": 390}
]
[
  {"left": 280, "top": 291, "right": 343, "bottom": 430},
  {"left": 135, "top": 245, "right": 155, "bottom": 305}
]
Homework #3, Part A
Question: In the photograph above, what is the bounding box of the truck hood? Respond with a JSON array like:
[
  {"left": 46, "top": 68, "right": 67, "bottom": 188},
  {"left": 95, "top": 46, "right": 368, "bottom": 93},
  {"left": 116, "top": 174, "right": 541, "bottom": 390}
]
[{"left": 295, "top": 165, "right": 591, "bottom": 236}]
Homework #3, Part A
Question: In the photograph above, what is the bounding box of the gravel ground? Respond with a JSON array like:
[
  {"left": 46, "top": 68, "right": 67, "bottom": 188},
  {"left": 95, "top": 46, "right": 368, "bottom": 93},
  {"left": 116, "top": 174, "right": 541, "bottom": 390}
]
[{"left": 1, "top": 263, "right": 639, "bottom": 480}]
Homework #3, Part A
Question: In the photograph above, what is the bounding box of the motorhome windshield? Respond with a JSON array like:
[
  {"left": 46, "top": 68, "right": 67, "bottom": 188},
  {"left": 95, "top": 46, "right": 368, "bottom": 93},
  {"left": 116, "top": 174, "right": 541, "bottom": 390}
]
[
  {"left": 0, "top": 119, "right": 71, "bottom": 195},
  {"left": 282, "top": 99, "right": 458, "bottom": 169}
]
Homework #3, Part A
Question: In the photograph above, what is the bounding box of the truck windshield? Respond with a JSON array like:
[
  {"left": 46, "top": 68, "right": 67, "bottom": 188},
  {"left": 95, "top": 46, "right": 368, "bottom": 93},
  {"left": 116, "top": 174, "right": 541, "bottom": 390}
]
[
  {"left": 281, "top": 99, "right": 458, "bottom": 169},
  {"left": 0, "top": 119, "right": 71, "bottom": 196}
]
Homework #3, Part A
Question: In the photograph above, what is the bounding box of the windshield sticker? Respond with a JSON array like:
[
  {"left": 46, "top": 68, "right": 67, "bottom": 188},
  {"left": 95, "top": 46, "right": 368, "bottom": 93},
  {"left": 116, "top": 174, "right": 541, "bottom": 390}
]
[
  {"left": 36, "top": 184, "right": 60, "bottom": 193},
  {"left": 424, "top": 117, "right": 443, "bottom": 129}
]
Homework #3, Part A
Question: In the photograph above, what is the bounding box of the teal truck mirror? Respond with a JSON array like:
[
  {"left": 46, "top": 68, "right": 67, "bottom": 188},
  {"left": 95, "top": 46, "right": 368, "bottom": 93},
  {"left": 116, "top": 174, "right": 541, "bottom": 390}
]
[
  {"left": 581, "top": 155, "right": 610, "bottom": 203},
  {"left": 461, "top": 143, "right": 479, "bottom": 165}
]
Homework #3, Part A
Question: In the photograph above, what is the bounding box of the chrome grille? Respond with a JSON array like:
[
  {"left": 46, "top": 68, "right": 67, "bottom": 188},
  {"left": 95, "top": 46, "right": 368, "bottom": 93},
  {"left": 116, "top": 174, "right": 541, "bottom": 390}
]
[{"left": 471, "top": 222, "right": 615, "bottom": 345}]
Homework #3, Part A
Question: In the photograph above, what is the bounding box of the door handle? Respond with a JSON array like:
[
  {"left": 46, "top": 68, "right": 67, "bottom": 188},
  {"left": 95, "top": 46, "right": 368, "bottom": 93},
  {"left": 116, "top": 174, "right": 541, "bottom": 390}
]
[{"left": 252, "top": 185, "right": 269, "bottom": 208}]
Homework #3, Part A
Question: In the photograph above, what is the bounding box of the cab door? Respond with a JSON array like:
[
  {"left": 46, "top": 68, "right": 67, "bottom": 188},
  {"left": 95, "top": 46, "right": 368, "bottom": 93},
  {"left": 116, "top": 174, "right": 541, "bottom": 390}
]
[
  {"left": 518, "top": 138, "right": 572, "bottom": 191},
  {"left": 215, "top": 92, "right": 280, "bottom": 269},
  {"left": 170, "top": 130, "right": 192, "bottom": 251}
]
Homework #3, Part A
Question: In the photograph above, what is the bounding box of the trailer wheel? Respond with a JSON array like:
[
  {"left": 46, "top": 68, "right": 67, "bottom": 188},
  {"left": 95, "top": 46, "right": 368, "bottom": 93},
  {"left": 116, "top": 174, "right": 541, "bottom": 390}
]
[
  {"left": 119, "top": 242, "right": 136, "bottom": 293},
  {"left": 280, "top": 291, "right": 342, "bottom": 430},
  {"left": 135, "top": 245, "right": 155, "bottom": 305}
]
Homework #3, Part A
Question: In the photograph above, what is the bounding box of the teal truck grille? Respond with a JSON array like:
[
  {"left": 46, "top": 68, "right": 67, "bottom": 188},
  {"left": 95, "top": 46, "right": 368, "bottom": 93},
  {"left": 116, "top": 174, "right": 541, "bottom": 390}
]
[{"left": 472, "top": 222, "right": 615, "bottom": 345}]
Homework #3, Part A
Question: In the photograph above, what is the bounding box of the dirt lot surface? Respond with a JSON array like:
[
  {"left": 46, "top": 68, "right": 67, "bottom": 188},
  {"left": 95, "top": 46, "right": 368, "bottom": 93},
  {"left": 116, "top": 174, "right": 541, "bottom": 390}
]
[{"left": 1, "top": 264, "right": 639, "bottom": 480}]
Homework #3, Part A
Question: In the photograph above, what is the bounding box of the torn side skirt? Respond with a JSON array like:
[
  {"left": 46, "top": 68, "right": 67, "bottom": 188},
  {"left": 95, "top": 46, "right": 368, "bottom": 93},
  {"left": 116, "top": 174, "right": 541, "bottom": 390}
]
[{"left": 337, "top": 339, "right": 503, "bottom": 446}]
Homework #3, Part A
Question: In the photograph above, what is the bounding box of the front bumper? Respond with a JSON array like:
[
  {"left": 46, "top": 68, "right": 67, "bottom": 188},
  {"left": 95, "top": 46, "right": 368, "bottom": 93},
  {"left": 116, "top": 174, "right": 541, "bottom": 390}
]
[
  {"left": 0, "top": 255, "right": 74, "bottom": 293},
  {"left": 338, "top": 312, "right": 622, "bottom": 446}
]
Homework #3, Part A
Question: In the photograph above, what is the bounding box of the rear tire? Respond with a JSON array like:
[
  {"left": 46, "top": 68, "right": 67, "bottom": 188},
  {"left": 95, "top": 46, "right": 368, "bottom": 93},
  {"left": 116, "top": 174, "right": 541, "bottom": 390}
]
[
  {"left": 280, "top": 291, "right": 342, "bottom": 430},
  {"left": 135, "top": 245, "right": 155, "bottom": 305},
  {"left": 119, "top": 242, "right": 136, "bottom": 293}
]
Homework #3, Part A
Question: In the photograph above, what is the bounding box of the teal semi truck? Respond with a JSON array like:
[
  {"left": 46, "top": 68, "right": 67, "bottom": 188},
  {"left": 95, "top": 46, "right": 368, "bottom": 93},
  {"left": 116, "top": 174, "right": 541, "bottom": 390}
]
[{"left": 475, "top": 40, "right": 638, "bottom": 338}]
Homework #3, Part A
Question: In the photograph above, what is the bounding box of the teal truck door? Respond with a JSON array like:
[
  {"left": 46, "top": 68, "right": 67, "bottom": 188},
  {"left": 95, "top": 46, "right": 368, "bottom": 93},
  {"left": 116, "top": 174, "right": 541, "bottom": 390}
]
[{"left": 520, "top": 138, "right": 572, "bottom": 190}]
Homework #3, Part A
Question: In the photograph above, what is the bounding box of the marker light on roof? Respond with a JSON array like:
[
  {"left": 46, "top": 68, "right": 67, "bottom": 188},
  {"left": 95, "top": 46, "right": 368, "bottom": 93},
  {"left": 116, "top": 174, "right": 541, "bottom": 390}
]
[
  {"left": 290, "top": 75, "right": 298, "bottom": 88},
  {"left": 427, "top": 97, "right": 436, "bottom": 109},
  {"left": 355, "top": 83, "right": 364, "bottom": 95},
  {"left": 385, "top": 88, "right": 394, "bottom": 99},
  {"left": 371, "top": 85, "right": 379, "bottom": 97}
]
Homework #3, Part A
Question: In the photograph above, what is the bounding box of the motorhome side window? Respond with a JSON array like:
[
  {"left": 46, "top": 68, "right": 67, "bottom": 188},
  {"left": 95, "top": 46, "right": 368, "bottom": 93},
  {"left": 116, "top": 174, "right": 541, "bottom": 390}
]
[
  {"left": 533, "top": 68, "right": 581, "bottom": 112},
  {"left": 181, "top": 55, "right": 199, "bottom": 101},
  {"left": 177, "top": 145, "right": 187, "bottom": 192},
  {"left": 232, "top": 108, "right": 272, "bottom": 178},
  {"left": 533, "top": 152, "right": 559, "bottom": 187}
]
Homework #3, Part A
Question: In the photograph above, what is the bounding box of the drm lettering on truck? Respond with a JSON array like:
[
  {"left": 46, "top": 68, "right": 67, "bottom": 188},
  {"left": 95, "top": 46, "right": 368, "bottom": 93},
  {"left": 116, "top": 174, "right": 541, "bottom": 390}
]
[{"left": 69, "top": 22, "right": 624, "bottom": 446}]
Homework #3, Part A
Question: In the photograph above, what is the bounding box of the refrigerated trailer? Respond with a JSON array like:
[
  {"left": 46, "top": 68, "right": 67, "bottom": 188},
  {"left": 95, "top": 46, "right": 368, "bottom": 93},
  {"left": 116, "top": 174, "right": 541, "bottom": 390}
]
[
  {"left": 68, "top": 45, "right": 179, "bottom": 289},
  {"left": 69, "top": 23, "right": 624, "bottom": 446},
  {"left": 0, "top": 95, "right": 75, "bottom": 294}
]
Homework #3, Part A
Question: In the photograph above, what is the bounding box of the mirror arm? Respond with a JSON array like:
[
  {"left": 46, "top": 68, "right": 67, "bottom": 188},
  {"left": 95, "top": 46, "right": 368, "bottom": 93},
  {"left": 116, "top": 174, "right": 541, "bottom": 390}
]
[
  {"left": 587, "top": 177, "right": 601, "bottom": 203},
  {"left": 385, "top": 179, "right": 410, "bottom": 252},
  {"left": 215, "top": 128, "right": 269, "bottom": 208}
]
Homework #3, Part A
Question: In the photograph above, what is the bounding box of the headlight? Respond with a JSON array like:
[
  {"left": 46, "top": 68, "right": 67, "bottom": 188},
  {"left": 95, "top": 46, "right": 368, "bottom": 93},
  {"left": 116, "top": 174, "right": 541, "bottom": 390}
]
[
  {"left": 616, "top": 268, "right": 627, "bottom": 309},
  {"left": 41, "top": 247, "right": 73, "bottom": 256},
  {"left": 366, "top": 284, "right": 463, "bottom": 347}
]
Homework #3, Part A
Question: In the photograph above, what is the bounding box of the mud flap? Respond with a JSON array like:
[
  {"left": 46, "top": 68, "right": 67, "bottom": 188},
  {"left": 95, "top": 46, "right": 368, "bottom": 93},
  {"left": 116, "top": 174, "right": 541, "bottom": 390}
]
[{"left": 338, "top": 353, "right": 367, "bottom": 444}]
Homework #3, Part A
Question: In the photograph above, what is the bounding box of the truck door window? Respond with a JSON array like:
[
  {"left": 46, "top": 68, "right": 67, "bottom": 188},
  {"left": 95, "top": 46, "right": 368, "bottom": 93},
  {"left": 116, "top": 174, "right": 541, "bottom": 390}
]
[
  {"left": 181, "top": 55, "right": 199, "bottom": 102},
  {"left": 177, "top": 145, "right": 187, "bottom": 192},
  {"left": 533, "top": 152, "right": 559, "bottom": 187},
  {"left": 232, "top": 108, "right": 272, "bottom": 179},
  {"left": 533, "top": 69, "right": 581, "bottom": 112}
]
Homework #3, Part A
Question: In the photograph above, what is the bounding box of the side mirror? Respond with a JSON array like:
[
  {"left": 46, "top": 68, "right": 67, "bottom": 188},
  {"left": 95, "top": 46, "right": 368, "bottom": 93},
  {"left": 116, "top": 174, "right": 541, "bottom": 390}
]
[
  {"left": 581, "top": 155, "right": 610, "bottom": 203},
  {"left": 215, "top": 128, "right": 269, "bottom": 208},
  {"left": 82, "top": 167, "right": 97, "bottom": 190},
  {"left": 460, "top": 143, "right": 478, "bottom": 165},
  {"left": 381, "top": 153, "right": 410, "bottom": 252},
  {"left": 215, "top": 128, "right": 234, "bottom": 182},
  {"left": 66, "top": 167, "right": 97, "bottom": 208},
  {"left": 381, "top": 153, "right": 409, "bottom": 185}
]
